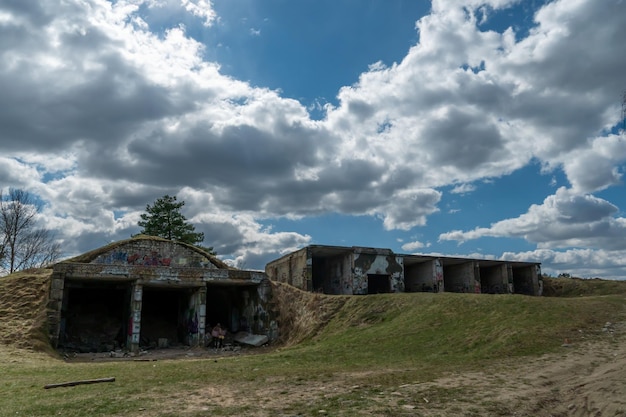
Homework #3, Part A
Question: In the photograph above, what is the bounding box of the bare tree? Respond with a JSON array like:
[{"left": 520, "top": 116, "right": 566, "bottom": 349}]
[{"left": 0, "top": 189, "right": 61, "bottom": 275}]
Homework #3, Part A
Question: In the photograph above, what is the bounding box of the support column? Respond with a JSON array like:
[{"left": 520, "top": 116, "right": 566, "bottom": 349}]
[
  {"left": 128, "top": 283, "right": 142, "bottom": 353},
  {"left": 47, "top": 273, "right": 65, "bottom": 348},
  {"left": 188, "top": 286, "right": 206, "bottom": 347}
]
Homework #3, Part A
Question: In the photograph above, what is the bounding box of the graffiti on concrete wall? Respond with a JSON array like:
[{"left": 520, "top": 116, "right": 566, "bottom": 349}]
[
  {"left": 94, "top": 251, "right": 173, "bottom": 266},
  {"left": 92, "top": 247, "right": 215, "bottom": 268},
  {"left": 353, "top": 253, "right": 405, "bottom": 294}
]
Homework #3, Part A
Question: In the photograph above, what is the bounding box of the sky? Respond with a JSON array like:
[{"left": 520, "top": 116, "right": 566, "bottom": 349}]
[{"left": 1, "top": 0, "right": 626, "bottom": 278}]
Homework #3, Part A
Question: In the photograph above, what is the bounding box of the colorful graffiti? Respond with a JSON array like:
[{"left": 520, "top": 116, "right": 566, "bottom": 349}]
[{"left": 95, "top": 251, "right": 172, "bottom": 266}]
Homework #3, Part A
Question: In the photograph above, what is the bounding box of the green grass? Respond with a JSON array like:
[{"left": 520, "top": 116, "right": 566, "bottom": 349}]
[
  {"left": 543, "top": 276, "right": 626, "bottom": 297},
  {"left": 1, "top": 291, "right": 625, "bottom": 416}
]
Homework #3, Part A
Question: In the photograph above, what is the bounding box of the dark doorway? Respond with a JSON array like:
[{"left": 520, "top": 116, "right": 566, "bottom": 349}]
[
  {"left": 368, "top": 274, "right": 390, "bottom": 294},
  {"left": 140, "top": 287, "right": 192, "bottom": 348},
  {"left": 206, "top": 286, "right": 233, "bottom": 332},
  {"left": 512, "top": 268, "right": 534, "bottom": 295},
  {"left": 480, "top": 266, "right": 506, "bottom": 294},
  {"left": 61, "top": 281, "right": 130, "bottom": 352},
  {"left": 312, "top": 257, "right": 325, "bottom": 292}
]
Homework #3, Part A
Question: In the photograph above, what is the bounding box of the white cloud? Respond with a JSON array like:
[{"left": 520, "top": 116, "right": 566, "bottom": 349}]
[
  {"left": 450, "top": 183, "right": 477, "bottom": 194},
  {"left": 401, "top": 240, "right": 430, "bottom": 252},
  {"left": 502, "top": 248, "right": 626, "bottom": 280},
  {"left": 181, "top": 0, "right": 216, "bottom": 26},
  {"left": 439, "top": 187, "right": 626, "bottom": 251},
  {"left": 377, "top": 189, "right": 442, "bottom": 230},
  {"left": 1, "top": 0, "right": 626, "bottom": 273},
  {"left": 560, "top": 134, "right": 626, "bottom": 193}
]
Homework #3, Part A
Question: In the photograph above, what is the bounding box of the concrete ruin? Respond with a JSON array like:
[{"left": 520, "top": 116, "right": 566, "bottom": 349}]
[
  {"left": 265, "top": 245, "right": 541, "bottom": 296},
  {"left": 47, "top": 239, "right": 542, "bottom": 353},
  {"left": 47, "top": 236, "right": 277, "bottom": 353}
]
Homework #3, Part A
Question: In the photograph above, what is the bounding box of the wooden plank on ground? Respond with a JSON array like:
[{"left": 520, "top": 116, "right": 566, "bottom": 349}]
[{"left": 44, "top": 377, "right": 116, "bottom": 389}]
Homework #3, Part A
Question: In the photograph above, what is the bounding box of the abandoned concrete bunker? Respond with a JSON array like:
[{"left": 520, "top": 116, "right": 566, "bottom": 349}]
[
  {"left": 47, "top": 236, "right": 275, "bottom": 353},
  {"left": 47, "top": 239, "right": 541, "bottom": 354},
  {"left": 266, "top": 245, "right": 542, "bottom": 296}
]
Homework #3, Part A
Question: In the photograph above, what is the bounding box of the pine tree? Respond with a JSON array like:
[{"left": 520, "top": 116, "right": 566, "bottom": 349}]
[{"left": 137, "top": 195, "right": 205, "bottom": 246}]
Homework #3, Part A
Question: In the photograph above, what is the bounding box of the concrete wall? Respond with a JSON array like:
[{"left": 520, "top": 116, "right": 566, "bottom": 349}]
[
  {"left": 353, "top": 250, "right": 404, "bottom": 294},
  {"left": 50, "top": 239, "right": 276, "bottom": 353},
  {"left": 405, "top": 260, "right": 443, "bottom": 292},
  {"left": 480, "top": 264, "right": 511, "bottom": 294},
  {"left": 443, "top": 262, "right": 479, "bottom": 293},
  {"left": 323, "top": 253, "right": 353, "bottom": 295},
  {"left": 265, "top": 249, "right": 309, "bottom": 291},
  {"left": 92, "top": 239, "right": 219, "bottom": 268},
  {"left": 512, "top": 265, "right": 540, "bottom": 295}
]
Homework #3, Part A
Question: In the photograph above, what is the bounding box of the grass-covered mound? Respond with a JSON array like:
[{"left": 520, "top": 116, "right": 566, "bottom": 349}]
[
  {"left": 0, "top": 268, "right": 54, "bottom": 353},
  {"left": 542, "top": 275, "right": 626, "bottom": 297}
]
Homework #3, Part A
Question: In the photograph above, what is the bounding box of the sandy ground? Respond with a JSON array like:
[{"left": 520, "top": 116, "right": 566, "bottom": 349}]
[
  {"left": 105, "top": 321, "right": 626, "bottom": 416},
  {"left": 396, "top": 321, "right": 626, "bottom": 416},
  {"left": 194, "top": 323, "right": 626, "bottom": 417},
  {"left": 57, "top": 303, "right": 626, "bottom": 416}
]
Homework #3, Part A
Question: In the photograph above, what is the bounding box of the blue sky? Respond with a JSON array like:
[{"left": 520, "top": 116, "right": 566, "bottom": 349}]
[{"left": 1, "top": 0, "right": 626, "bottom": 278}]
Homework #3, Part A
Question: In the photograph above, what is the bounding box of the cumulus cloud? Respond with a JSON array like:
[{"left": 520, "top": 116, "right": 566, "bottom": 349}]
[
  {"left": 560, "top": 134, "right": 626, "bottom": 193},
  {"left": 401, "top": 240, "right": 430, "bottom": 252},
  {"left": 502, "top": 248, "right": 626, "bottom": 280},
  {"left": 450, "top": 183, "right": 477, "bottom": 195},
  {"left": 181, "top": 0, "right": 217, "bottom": 26},
  {"left": 439, "top": 187, "right": 626, "bottom": 251},
  {"left": 1, "top": 0, "right": 626, "bottom": 273}
]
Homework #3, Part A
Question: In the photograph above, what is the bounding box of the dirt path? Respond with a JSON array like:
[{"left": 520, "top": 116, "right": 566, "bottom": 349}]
[
  {"left": 162, "top": 321, "right": 626, "bottom": 416},
  {"left": 372, "top": 321, "right": 626, "bottom": 416}
]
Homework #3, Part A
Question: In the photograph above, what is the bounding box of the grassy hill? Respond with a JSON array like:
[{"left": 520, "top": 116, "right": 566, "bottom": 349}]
[
  {"left": 1, "top": 271, "right": 625, "bottom": 416},
  {"left": 0, "top": 268, "right": 54, "bottom": 352}
]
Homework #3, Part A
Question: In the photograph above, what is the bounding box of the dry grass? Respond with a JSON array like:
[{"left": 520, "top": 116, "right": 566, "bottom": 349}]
[
  {"left": 0, "top": 268, "right": 55, "bottom": 353},
  {"left": 543, "top": 276, "right": 626, "bottom": 297},
  {"left": 271, "top": 281, "right": 347, "bottom": 346}
]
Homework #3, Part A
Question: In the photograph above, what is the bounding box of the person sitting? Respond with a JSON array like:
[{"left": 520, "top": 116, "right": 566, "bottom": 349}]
[{"left": 211, "top": 323, "right": 224, "bottom": 349}]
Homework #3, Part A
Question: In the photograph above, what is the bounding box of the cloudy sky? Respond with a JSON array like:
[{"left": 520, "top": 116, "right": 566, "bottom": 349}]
[{"left": 1, "top": 0, "right": 626, "bottom": 278}]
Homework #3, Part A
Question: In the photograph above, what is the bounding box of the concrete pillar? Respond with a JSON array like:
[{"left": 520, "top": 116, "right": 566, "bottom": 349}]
[
  {"left": 507, "top": 264, "right": 514, "bottom": 294},
  {"left": 188, "top": 286, "right": 206, "bottom": 347},
  {"left": 474, "top": 263, "right": 481, "bottom": 294},
  {"left": 128, "top": 282, "right": 142, "bottom": 353},
  {"left": 47, "top": 273, "right": 65, "bottom": 348}
]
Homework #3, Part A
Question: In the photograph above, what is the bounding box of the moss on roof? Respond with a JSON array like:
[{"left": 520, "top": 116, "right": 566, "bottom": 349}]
[{"left": 60, "top": 235, "right": 232, "bottom": 269}]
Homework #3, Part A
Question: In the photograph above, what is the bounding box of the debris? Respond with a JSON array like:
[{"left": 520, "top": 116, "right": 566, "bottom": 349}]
[
  {"left": 44, "top": 377, "right": 115, "bottom": 389},
  {"left": 233, "top": 331, "right": 269, "bottom": 347}
]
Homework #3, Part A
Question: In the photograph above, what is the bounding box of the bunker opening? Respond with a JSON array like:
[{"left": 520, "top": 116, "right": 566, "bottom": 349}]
[
  {"left": 480, "top": 264, "right": 509, "bottom": 294},
  {"left": 60, "top": 280, "right": 130, "bottom": 352},
  {"left": 512, "top": 267, "right": 536, "bottom": 296},
  {"left": 139, "top": 286, "right": 199, "bottom": 349},
  {"left": 205, "top": 283, "right": 260, "bottom": 335},
  {"left": 403, "top": 258, "right": 438, "bottom": 292},
  {"left": 442, "top": 262, "right": 472, "bottom": 293},
  {"left": 367, "top": 274, "right": 391, "bottom": 294}
]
